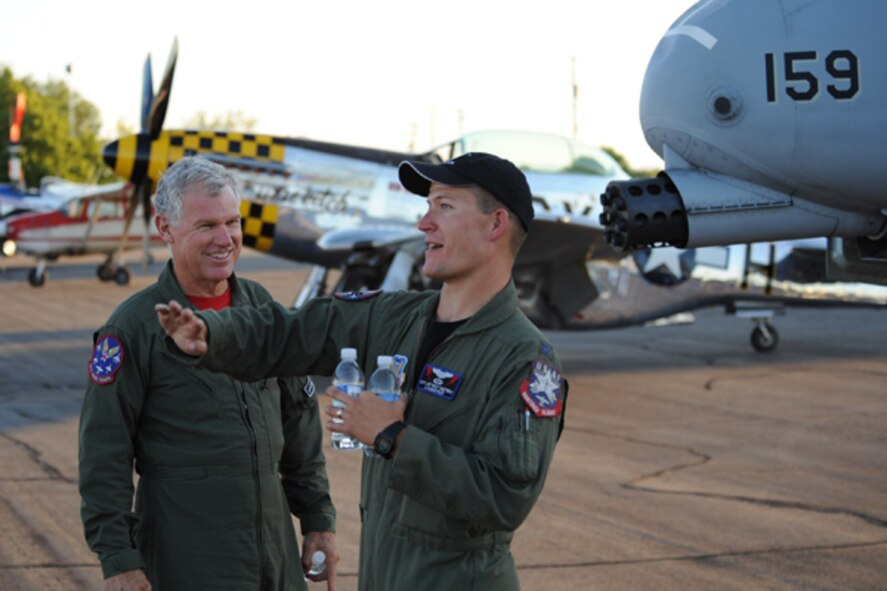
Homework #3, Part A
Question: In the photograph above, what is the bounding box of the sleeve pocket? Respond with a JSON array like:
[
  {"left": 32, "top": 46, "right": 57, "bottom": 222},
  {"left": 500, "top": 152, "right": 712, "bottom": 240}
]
[{"left": 498, "top": 410, "right": 540, "bottom": 484}]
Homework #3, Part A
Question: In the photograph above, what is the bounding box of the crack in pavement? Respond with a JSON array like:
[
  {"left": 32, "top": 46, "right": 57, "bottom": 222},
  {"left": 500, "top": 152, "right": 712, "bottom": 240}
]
[
  {"left": 568, "top": 426, "right": 887, "bottom": 530},
  {"left": 0, "top": 432, "right": 75, "bottom": 485}
]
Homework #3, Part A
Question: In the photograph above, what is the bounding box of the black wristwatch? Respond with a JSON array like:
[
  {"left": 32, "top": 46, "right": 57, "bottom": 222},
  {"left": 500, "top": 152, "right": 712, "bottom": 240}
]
[{"left": 374, "top": 421, "right": 407, "bottom": 459}]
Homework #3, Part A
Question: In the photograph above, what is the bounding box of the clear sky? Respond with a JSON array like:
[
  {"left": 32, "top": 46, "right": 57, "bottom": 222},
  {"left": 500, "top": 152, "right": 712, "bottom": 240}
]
[{"left": 1, "top": 0, "right": 696, "bottom": 170}]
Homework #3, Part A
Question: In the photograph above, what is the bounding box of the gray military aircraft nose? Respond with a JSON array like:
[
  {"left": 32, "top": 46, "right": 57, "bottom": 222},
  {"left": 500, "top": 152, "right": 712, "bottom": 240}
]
[{"left": 599, "top": 0, "right": 887, "bottom": 286}]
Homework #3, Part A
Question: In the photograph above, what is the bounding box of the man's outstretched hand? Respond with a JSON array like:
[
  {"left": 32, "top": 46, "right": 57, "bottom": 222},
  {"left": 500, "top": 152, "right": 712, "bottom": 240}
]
[{"left": 155, "top": 300, "right": 208, "bottom": 357}]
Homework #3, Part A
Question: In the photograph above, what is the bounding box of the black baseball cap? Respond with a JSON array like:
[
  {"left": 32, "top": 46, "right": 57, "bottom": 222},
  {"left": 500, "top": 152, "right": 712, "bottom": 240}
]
[{"left": 398, "top": 152, "right": 534, "bottom": 232}]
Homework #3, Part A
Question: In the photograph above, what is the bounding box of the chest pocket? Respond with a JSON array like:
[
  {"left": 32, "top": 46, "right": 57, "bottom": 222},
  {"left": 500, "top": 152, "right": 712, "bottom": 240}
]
[
  {"left": 155, "top": 350, "right": 226, "bottom": 421},
  {"left": 407, "top": 370, "right": 492, "bottom": 445}
]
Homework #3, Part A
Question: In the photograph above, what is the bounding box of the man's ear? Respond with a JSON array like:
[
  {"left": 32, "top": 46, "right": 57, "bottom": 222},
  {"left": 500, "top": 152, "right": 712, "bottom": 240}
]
[
  {"left": 156, "top": 215, "right": 174, "bottom": 244},
  {"left": 489, "top": 208, "right": 510, "bottom": 242}
]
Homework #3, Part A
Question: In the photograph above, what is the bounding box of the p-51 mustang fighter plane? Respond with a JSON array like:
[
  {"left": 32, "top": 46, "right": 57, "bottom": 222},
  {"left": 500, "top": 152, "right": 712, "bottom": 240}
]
[
  {"left": 101, "top": 40, "right": 630, "bottom": 328},
  {"left": 600, "top": 0, "right": 887, "bottom": 287}
]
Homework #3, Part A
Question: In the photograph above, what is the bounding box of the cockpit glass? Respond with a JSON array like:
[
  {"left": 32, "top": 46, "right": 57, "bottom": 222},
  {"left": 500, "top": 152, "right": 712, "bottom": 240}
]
[{"left": 452, "top": 130, "right": 620, "bottom": 176}]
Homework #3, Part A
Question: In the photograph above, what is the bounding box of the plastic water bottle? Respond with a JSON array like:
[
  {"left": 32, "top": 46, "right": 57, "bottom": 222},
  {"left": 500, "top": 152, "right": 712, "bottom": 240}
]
[
  {"left": 331, "top": 347, "right": 364, "bottom": 450},
  {"left": 306, "top": 550, "right": 326, "bottom": 578},
  {"left": 364, "top": 355, "right": 400, "bottom": 458}
]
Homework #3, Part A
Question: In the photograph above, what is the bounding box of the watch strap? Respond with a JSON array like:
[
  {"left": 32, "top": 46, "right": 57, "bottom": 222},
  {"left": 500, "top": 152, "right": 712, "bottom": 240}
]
[{"left": 375, "top": 420, "right": 407, "bottom": 459}]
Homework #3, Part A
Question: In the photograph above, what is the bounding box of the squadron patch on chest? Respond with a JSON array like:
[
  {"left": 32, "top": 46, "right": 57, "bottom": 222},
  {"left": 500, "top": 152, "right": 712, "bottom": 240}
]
[
  {"left": 416, "top": 364, "right": 463, "bottom": 401},
  {"left": 88, "top": 334, "right": 125, "bottom": 385},
  {"left": 520, "top": 359, "right": 564, "bottom": 418},
  {"left": 334, "top": 289, "right": 382, "bottom": 301}
]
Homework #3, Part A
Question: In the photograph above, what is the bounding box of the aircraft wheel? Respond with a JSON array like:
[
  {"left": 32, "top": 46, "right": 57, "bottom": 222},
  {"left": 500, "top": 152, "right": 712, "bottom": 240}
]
[
  {"left": 751, "top": 323, "right": 779, "bottom": 353},
  {"left": 28, "top": 267, "right": 47, "bottom": 287},
  {"left": 114, "top": 267, "right": 131, "bottom": 285},
  {"left": 97, "top": 264, "right": 116, "bottom": 281}
]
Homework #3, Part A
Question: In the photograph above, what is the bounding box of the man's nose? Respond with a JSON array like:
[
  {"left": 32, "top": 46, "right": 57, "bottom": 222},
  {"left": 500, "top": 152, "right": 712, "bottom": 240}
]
[
  {"left": 214, "top": 226, "right": 235, "bottom": 244},
  {"left": 417, "top": 211, "right": 434, "bottom": 232}
]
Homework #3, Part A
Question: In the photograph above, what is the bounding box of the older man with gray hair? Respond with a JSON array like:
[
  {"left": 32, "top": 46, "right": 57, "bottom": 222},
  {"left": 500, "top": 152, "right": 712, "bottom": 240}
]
[{"left": 79, "top": 157, "right": 338, "bottom": 591}]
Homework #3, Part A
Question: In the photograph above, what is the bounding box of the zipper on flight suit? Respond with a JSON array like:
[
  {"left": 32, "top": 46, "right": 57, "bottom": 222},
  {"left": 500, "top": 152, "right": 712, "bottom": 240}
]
[
  {"left": 404, "top": 317, "right": 464, "bottom": 397},
  {"left": 237, "top": 379, "right": 267, "bottom": 588}
]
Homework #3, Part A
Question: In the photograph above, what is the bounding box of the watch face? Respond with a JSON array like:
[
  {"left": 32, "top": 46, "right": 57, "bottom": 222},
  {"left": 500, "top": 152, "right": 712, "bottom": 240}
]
[
  {"left": 374, "top": 433, "right": 394, "bottom": 458},
  {"left": 374, "top": 421, "right": 405, "bottom": 459}
]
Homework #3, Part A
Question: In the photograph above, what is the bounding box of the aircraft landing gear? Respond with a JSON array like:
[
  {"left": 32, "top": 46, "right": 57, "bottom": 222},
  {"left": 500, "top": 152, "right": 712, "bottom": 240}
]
[
  {"left": 28, "top": 259, "right": 49, "bottom": 287},
  {"left": 750, "top": 319, "right": 780, "bottom": 353},
  {"left": 114, "top": 267, "right": 131, "bottom": 285},
  {"left": 97, "top": 254, "right": 131, "bottom": 285},
  {"left": 97, "top": 263, "right": 116, "bottom": 281},
  {"left": 28, "top": 266, "right": 47, "bottom": 287},
  {"left": 728, "top": 301, "right": 784, "bottom": 353}
]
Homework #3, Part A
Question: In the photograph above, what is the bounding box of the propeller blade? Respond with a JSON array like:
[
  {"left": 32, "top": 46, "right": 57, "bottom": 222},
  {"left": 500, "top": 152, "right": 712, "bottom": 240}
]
[
  {"left": 140, "top": 54, "right": 154, "bottom": 133},
  {"left": 115, "top": 180, "right": 149, "bottom": 265},
  {"left": 146, "top": 38, "right": 178, "bottom": 139}
]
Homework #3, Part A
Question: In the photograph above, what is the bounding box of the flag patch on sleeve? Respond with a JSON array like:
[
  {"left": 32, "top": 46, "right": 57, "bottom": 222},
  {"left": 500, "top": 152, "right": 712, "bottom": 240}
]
[
  {"left": 88, "top": 334, "right": 125, "bottom": 385},
  {"left": 520, "top": 359, "right": 564, "bottom": 417}
]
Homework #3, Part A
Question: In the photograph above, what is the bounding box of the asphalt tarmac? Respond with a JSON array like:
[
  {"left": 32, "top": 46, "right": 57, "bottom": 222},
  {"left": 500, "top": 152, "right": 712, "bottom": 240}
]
[{"left": 1, "top": 251, "right": 885, "bottom": 590}]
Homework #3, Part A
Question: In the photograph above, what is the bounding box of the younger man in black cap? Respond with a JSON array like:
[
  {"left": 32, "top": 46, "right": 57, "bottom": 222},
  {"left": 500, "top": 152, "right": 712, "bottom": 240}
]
[{"left": 157, "top": 152, "right": 567, "bottom": 591}]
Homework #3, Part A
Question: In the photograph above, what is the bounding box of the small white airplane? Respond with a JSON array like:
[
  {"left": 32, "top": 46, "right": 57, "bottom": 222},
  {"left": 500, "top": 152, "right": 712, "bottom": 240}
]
[
  {"left": 1, "top": 178, "right": 71, "bottom": 256},
  {"left": 600, "top": 0, "right": 887, "bottom": 287},
  {"left": 3, "top": 182, "right": 163, "bottom": 286}
]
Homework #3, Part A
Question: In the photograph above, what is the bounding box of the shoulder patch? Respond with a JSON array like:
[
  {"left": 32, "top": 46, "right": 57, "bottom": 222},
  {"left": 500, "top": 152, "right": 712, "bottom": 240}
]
[
  {"left": 334, "top": 289, "right": 382, "bottom": 301},
  {"left": 88, "top": 334, "right": 125, "bottom": 385},
  {"left": 520, "top": 359, "right": 564, "bottom": 418}
]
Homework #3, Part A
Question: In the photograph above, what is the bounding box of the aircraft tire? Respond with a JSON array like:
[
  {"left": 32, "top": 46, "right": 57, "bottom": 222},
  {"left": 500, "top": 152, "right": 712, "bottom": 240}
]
[
  {"left": 751, "top": 324, "right": 779, "bottom": 353},
  {"left": 114, "top": 267, "right": 131, "bottom": 285},
  {"left": 97, "top": 264, "right": 116, "bottom": 281},
  {"left": 28, "top": 268, "right": 46, "bottom": 287}
]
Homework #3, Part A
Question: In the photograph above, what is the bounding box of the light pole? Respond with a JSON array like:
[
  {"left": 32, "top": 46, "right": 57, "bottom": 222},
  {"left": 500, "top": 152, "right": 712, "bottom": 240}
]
[{"left": 66, "top": 63, "right": 75, "bottom": 138}]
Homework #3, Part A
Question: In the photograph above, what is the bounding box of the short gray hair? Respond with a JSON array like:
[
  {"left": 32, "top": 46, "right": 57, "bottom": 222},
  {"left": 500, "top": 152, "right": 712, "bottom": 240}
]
[{"left": 153, "top": 157, "right": 239, "bottom": 226}]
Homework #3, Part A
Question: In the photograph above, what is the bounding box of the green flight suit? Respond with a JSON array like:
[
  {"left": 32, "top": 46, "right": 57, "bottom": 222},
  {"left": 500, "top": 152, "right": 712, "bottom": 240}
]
[
  {"left": 79, "top": 261, "right": 335, "bottom": 590},
  {"left": 194, "top": 282, "right": 567, "bottom": 591}
]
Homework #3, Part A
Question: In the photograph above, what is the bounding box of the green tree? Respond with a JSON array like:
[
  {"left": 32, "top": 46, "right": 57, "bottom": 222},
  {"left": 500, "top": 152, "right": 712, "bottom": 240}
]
[{"left": 1, "top": 67, "right": 108, "bottom": 187}]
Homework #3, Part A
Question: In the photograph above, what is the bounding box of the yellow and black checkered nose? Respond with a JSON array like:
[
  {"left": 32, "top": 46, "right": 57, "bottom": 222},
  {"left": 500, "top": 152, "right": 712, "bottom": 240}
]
[{"left": 103, "top": 133, "right": 152, "bottom": 182}]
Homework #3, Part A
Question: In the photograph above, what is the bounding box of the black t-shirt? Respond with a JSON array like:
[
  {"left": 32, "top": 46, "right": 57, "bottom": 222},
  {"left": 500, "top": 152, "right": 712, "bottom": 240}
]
[{"left": 414, "top": 317, "right": 468, "bottom": 387}]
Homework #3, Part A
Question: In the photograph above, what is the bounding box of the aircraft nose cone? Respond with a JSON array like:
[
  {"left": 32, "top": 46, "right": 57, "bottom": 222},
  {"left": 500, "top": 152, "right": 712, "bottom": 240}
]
[
  {"left": 103, "top": 139, "right": 120, "bottom": 170},
  {"left": 102, "top": 134, "right": 148, "bottom": 182}
]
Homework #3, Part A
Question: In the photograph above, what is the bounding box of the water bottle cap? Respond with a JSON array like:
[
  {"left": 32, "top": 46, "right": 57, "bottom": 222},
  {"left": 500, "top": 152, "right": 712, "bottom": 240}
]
[
  {"left": 341, "top": 347, "right": 357, "bottom": 360},
  {"left": 377, "top": 355, "right": 394, "bottom": 367},
  {"left": 311, "top": 550, "right": 325, "bottom": 564}
]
